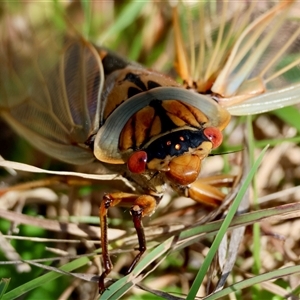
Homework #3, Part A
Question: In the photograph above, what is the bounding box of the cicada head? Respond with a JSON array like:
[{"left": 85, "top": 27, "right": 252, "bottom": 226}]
[
  {"left": 92, "top": 86, "right": 229, "bottom": 186},
  {"left": 93, "top": 86, "right": 230, "bottom": 167},
  {"left": 127, "top": 126, "right": 223, "bottom": 186}
]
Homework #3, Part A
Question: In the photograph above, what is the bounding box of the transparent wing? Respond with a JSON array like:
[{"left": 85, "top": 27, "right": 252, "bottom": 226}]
[
  {"left": 0, "top": 3, "right": 104, "bottom": 164},
  {"left": 173, "top": 0, "right": 300, "bottom": 115}
]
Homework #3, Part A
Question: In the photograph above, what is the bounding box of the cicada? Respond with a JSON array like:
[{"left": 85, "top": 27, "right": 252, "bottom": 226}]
[{"left": 1, "top": 0, "right": 300, "bottom": 297}]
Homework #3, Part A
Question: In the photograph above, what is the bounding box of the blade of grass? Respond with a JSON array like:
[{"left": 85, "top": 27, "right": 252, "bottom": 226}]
[
  {"left": 174, "top": 201, "right": 300, "bottom": 257},
  {"left": 248, "top": 114, "right": 261, "bottom": 300},
  {"left": 255, "top": 135, "right": 300, "bottom": 148},
  {"left": 2, "top": 257, "right": 90, "bottom": 300},
  {"left": 80, "top": 0, "right": 92, "bottom": 38},
  {"left": 205, "top": 265, "right": 300, "bottom": 300},
  {"left": 99, "top": 2, "right": 145, "bottom": 43},
  {"left": 100, "top": 236, "right": 175, "bottom": 299},
  {"left": 272, "top": 106, "right": 300, "bottom": 132},
  {"left": 289, "top": 284, "right": 300, "bottom": 298},
  {"left": 0, "top": 279, "right": 10, "bottom": 299},
  {"left": 186, "top": 144, "right": 269, "bottom": 299}
]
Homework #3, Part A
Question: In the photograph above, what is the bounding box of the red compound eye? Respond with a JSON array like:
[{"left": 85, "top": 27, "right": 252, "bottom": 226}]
[
  {"left": 127, "top": 151, "right": 147, "bottom": 174},
  {"left": 203, "top": 127, "right": 223, "bottom": 149}
]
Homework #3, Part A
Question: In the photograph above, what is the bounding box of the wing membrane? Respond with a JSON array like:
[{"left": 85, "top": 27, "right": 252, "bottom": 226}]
[{"left": 0, "top": 3, "right": 104, "bottom": 164}]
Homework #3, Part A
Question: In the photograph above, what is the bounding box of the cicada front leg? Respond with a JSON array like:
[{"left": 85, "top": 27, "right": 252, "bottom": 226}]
[
  {"left": 98, "top": 192, "right": 159, "bottom": 294},
  {"left": 174, "top": 174, "right": 236, "bottom": 207}
]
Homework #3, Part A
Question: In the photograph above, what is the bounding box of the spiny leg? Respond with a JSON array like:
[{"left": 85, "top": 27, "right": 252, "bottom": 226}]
[
  {"left": 98, "top": 192, "right": 157, "bottom": 294},
  {"left": 175, "top": 174, "right": 236, "bottom": 207},
  {"left": 126, "top": 195, "right": 158, "bottom": 274}
]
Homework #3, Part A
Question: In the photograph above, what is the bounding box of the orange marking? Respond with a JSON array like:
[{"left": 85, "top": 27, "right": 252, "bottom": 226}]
[
  {"left": 135, "top": 107, "right": 155, "bottom": 147},
  {"left": 119, "top": 117, "right": 134, "bottom": 150},
  {"left": 162, "top": 100, "right": 200, "bottom": 127},
  {"left": 149, "top": 115, "right": 161, "bottom": 137}
]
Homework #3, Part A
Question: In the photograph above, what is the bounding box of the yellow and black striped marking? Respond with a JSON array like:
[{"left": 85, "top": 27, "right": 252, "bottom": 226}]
[{"left": 119, "top": 99, "right": 209, "bottom": 151}]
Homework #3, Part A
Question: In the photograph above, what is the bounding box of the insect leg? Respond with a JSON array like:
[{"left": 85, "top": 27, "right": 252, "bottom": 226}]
[
  {"left": 98, "top": 193, "right": 157, "bottom": 294},
  {"left": 177, "top": 175, "right": 236, "bottom": 207},
  {"left": 126, "top": 195, "right": 157, "bottom": 274}
]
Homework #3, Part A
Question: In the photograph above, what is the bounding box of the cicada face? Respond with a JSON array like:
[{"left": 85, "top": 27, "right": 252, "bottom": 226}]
[{"left": 122, "top": 101, "right": 225, "bottom": 186}]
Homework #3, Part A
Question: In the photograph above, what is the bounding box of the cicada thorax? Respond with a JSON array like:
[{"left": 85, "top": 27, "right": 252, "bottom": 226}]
[{"left": 103, "top": 70, "right": 181, "bottom": 121}]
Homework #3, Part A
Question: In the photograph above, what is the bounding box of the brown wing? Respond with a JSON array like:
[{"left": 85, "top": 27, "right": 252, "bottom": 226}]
[{"left": 0, "top": 3, "right": 104, "bottom": 164}]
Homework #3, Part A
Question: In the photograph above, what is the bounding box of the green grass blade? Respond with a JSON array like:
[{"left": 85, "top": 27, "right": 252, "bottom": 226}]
[
  {"left": 205, "top": 265, "right": 300, "bottom": 300},
  {"left": 186, "top": 145, "right": 269, "bottom": 299},
  {"left": 100, "top": 236, "right": 175, "bottom": 299},
  {"left": 273, "top": 106, "right": 300, "bottom": 132},
  {"left": 2, "top": 257, "right": 90, "bottom": 300},
  {"left": 0, "top": 279, "right": 10, "bottom": 299},
  {"left": 80, "top": 0, "right": 92, "bottom": 38},
  {"left": 99, "top": 2, "right": 145, "bottom": 43}
]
